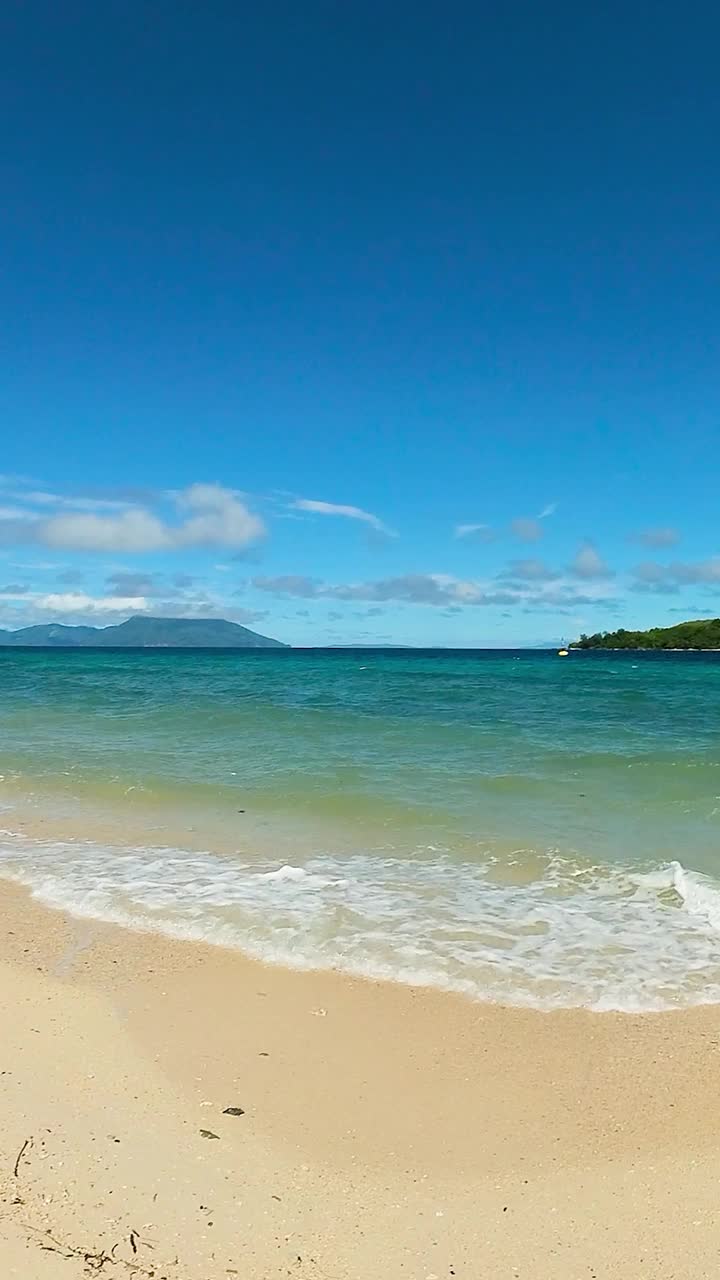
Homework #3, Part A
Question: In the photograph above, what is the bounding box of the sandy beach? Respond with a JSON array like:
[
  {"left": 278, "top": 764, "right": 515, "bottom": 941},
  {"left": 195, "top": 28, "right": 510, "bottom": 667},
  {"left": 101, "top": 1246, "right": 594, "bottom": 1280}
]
[
  {"left": 0, "top": 881, "right": 718, "bottom": 1278},
  {"left": 3, "top": 0, "right": 719, "bottom": 1269}
]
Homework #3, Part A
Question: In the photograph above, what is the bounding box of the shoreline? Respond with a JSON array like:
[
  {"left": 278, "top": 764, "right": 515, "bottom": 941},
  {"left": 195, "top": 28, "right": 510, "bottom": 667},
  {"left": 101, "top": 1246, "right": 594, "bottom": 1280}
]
[
  {"left": 3, "top": 881, "right": 720, "bottom": 1275},
  {"left": 2, "top": 803, "right": 720, "bottom": 1015}
]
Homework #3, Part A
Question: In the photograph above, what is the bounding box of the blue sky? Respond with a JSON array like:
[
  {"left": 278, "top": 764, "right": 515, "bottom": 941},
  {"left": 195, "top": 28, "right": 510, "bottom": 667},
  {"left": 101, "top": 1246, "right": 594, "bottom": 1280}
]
[{"left": 1, "top": 2, "right": 719, "bottom": 645}]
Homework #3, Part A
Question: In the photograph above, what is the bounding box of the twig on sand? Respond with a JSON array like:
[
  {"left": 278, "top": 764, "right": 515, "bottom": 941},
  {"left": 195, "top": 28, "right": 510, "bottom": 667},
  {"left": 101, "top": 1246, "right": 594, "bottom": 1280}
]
[
  {"left": 33, "top": 1226, "right": 161, "bottom": 1275},
  {"left": 37, "top": 1230, "right": 115, "bottom": 1271},
  {"left": 13, "top": 1136, "right": 32, "bottom": 1178},
  {"left": 16, "top": 1219, "right": 162, "bottom": 1277}
]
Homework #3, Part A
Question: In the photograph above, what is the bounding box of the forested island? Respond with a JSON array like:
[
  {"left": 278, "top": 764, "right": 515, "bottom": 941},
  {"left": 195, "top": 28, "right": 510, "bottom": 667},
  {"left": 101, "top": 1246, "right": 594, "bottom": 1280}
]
[
  {"left": 571, "top": 619, "right": 720, "bottom": 650},
  {"left": 0, "top": 616, "right": 286, "bottom": 648}
]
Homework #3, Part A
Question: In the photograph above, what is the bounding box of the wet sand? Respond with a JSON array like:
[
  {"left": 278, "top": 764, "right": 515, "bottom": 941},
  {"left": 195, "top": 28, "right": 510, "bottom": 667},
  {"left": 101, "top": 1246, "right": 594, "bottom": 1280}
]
[{"left": 2, "top": 879, "right": 720, "bottom": 1278}]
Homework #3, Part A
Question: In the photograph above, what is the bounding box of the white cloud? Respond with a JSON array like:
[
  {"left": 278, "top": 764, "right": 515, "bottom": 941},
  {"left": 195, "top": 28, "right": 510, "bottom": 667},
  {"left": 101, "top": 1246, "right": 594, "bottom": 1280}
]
[
  {"left": 674, "top": 559, "right": 720, "bottom": 583},
  {"left": 633, "top": 562, "right": 672, "bottom": 585},
  {"left": 511, "top": 518, "right": 543, "bottom": 543},
  {"left": 632, "top": 558, "right": 720, "bottom": 588},
  {"left": 252, "top": 575, "right": 320, "bottom": 598},
  {"left": 105, "top": 571, "right": 161, "bottom": 597},
  {"left": 537, "top": 502, "right": 558, "bottom": 520},
  {"left": 0, "top": 562, "right": 276, "bottom": 628},
  {"left": 292, "top": 498, "right": 395, "bottom": 536},
  {"left": 569, "top": 542, "right": 613, "bottom": 580},
  {"left": 500, "top": 558, "right": 559, "bottom": 582},
  {"left": 254, "top": 572, "right": 494, "bottom": 604},
  {"left": 454, "top": 523, "right": 494, "bottom": 540},
  {"left": 174, "top": 484, "right": 265, "bottom": 548},
  {"left": 42, "top": 510, "right": 172, "bottom": 552},
  {"left": 253, "top": 572, "right": 612, "bottom": 610},
  {"left": 36, "top": 593, "right": 149, "bottom": 614},
  {"left": 631, "top": 527, "right": 680, "bottom": 548},
  {"left": 6, "top": 485, "right": 266, "bottom": 554}
]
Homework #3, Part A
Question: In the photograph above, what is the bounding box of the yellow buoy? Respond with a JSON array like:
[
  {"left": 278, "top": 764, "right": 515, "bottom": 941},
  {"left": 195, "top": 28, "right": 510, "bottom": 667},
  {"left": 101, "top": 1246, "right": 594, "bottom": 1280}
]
[{"left": 558, "top": 648, "right": 569, "bottom": 657}]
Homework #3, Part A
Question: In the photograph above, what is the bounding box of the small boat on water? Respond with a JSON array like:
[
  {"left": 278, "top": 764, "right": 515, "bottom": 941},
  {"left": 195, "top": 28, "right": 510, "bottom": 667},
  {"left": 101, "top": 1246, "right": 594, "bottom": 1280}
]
[{"left": 557, "top": 640, "right": 569, "bottom": 657}]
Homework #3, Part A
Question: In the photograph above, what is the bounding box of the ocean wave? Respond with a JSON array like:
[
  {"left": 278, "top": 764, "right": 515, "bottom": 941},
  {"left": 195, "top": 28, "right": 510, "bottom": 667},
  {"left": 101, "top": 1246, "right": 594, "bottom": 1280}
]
[
  {"left": 635, "top": 859, "right": 720, "bottom": 932},
  {"left": 2, "top": 830, "right": 720, "bottom": 1011}
]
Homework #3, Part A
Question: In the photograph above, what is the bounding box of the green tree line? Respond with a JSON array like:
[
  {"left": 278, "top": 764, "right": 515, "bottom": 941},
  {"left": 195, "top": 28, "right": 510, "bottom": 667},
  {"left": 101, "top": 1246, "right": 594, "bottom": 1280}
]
[{"left": 571, "top": 619, "right": 720, "bottom": 650}]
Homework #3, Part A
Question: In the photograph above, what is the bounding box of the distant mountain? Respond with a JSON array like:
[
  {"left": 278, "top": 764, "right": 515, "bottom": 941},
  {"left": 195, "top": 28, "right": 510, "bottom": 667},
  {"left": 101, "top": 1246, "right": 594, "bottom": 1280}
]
[
  {"left": 571, "top": 618, "right": 720, "bottom": 651},
  {"left": 0, "top": 615, "right": 287, "bottom": 649}
]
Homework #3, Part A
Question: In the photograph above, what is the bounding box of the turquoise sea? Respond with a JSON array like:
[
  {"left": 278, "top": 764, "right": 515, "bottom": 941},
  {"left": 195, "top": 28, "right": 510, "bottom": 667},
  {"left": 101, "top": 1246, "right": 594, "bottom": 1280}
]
[{"left": 2, "top": 647, "right": 720, "bottom": 1010}]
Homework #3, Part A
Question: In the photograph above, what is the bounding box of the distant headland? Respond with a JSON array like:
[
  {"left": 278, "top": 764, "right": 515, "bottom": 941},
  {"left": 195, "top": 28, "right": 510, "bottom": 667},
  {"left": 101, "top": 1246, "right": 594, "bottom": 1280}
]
[
  {"left": 0, "top": 616, "right": 287, "bottom": 648},
  {"left": 571, "top": 619, "right": 720, "bottom": 651}
]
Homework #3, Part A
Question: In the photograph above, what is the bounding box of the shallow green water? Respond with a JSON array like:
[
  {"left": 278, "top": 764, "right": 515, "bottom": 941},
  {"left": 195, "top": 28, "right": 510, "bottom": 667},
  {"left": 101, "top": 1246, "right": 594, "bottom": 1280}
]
[{"left": 1, "top": 647, "right": 720, "bottom": 1009}]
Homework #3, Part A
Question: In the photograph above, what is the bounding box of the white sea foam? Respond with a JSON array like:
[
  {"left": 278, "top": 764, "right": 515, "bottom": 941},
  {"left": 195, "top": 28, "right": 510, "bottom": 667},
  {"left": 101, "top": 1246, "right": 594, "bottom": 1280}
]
[
  {"left": 260, "top": 864, "right": 307, "bottom": 883},
  {"left": 2, "top": 830, "right": 720, "bottom": 1010},
  {"left": 666, "top": 860, "right": 720, "bottom": 932}
]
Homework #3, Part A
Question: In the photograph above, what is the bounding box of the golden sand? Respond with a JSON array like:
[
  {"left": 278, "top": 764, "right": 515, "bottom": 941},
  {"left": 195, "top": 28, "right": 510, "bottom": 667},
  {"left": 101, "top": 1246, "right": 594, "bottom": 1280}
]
[{"left": 1, "top": 880, "right": 720, "bottom": 1278}]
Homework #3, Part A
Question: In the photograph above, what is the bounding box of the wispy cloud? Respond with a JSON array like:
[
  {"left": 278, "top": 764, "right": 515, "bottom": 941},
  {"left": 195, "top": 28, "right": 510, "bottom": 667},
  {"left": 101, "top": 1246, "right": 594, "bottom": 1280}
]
[
  {"left": 0, "top": 505, "right": 40, "bottom": 521},
  {"left": 16, "top": 491, "right": 133, "bottom": 513},
  {"left": 291, "top": 498, "right": 395, "bottom": 536},
  {"left": 0, "top": 478, "right": 158, "bottom": 510},
  {"left": 630, "top": 527, "right": 680, "bottom": 548},
  {"left": 454, "top": 523, "right": 494, "bottom": 541},
  {"left": 537, "top": 502, "right": 558, "bottom": 520},
  {"left": 0, "top": 474, "right": 37, "bottom": 488},
  {"left": 9, "top": 561, "right": 63, "bottom": 572}
]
